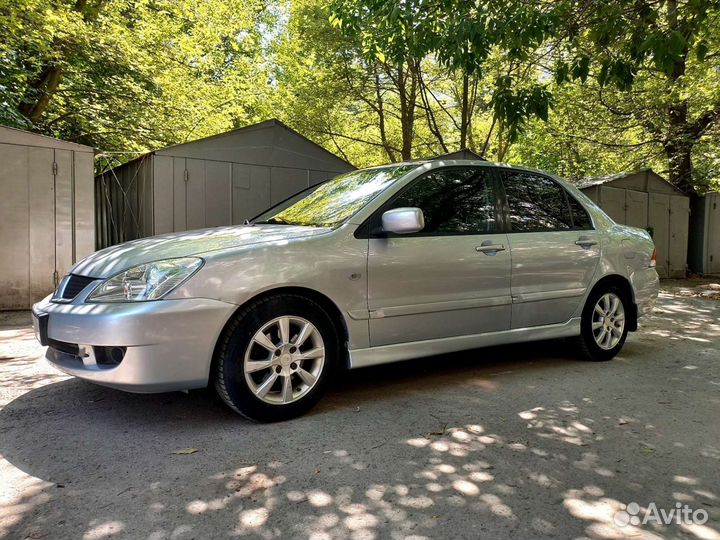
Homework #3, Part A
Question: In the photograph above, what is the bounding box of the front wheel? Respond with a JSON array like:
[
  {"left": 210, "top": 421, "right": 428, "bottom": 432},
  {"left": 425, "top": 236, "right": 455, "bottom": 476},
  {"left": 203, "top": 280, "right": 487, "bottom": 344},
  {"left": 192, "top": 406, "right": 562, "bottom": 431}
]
[
  {"left": 214, "top": 294, "right": 338, "bottom": 422},
  {"left": 575, "top": 286, "right": 630, "bottom": 361}
]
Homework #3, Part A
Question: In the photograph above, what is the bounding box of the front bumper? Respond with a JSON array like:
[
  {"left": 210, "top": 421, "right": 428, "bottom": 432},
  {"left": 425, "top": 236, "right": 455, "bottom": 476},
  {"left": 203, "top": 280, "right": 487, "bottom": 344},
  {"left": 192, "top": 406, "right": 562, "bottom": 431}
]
[{"left": 32, "top": 295, "right": 237, "bottom": 393}]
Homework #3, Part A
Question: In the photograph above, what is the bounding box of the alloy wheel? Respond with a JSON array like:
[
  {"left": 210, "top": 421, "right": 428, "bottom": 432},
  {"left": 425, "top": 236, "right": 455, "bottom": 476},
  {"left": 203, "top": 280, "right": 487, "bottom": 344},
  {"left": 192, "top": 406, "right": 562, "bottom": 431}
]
[
  {"left": 243, "top": 316, "right": 325, "bottom": 405},
  {"left": 591, "top": 292, "right": 625, "bottom": 350}
]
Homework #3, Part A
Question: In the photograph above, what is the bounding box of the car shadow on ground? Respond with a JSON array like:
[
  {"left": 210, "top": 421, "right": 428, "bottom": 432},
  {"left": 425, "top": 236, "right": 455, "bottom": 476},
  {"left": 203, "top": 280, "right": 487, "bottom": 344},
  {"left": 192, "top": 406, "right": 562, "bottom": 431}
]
[{"left": 3, "top": 330, "right": 719, "bottom": 540}]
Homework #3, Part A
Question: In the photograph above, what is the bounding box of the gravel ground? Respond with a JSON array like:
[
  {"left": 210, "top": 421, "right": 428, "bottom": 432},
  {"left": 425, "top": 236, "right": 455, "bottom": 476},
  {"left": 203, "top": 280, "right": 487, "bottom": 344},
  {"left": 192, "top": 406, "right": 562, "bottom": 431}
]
[{"left": 1, "top": 292, "right": 719, "bottom": 540}]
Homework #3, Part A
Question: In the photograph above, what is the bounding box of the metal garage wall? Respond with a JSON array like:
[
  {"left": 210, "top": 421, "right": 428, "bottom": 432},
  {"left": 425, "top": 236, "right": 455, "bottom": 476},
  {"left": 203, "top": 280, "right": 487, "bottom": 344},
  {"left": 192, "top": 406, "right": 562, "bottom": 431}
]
[
  {"left": 581, "top": 170, "right": 689, "bottom": 278},
  {"left": 689, "top": 193, "right": 720, "bottom": 275},
  {"left": 0, "top": 127, "right": 95, "bottom": 309},
  {"left": 98, "top": 120, "right": 354, "bottom": 248},
  {"left": 154, "top": 157, "right": 336, "bottom": 233},
  {"left": 668, "top": 196, "right": 690, "bottom": 276},
  {"left": 96, "top": 154, "right": 153, "bottom": 247}
]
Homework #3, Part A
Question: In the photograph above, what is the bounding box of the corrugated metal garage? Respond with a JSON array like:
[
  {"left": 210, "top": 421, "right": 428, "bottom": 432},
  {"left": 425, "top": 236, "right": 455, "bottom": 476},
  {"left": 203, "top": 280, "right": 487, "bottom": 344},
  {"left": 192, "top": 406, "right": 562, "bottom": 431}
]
[
  {"left": 580, "top": 169, "right": 690, "bottom": 278},
  {"left": 0, "top": 126, "right": 95, "bottom": 309},
  {"left": 688, "top": 192, "right": 720, "bottom": 275},
  {"left": 95, "top": 119, "right": 355, "bottom": 248}
]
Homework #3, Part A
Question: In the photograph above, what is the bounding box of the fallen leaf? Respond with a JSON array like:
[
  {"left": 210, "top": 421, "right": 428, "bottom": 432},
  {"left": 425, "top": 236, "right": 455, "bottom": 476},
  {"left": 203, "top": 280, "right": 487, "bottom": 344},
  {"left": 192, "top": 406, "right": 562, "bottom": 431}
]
[
  {"left": 25, "top": 533, "right": 44, "bottom": 539},
  {"left": 639, "top": 447, "right": 655, "bottom": 455},
  {"left": 172, "top": 448, "right": 199, "bottom": 455}
]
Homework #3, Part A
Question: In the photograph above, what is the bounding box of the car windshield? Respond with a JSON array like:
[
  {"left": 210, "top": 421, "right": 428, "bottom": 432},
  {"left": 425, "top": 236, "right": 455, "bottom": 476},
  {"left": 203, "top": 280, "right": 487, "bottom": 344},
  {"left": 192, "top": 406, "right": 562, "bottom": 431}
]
[{"left": 253, "top": 164, "right": 418, "bottom": 228}]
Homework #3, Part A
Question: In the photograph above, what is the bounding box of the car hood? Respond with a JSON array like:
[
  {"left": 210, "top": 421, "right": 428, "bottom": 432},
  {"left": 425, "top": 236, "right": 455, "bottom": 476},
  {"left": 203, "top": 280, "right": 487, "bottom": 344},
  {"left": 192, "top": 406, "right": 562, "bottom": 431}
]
[{"left": 72, "top": 224, "right": 331, "bottom": 278}]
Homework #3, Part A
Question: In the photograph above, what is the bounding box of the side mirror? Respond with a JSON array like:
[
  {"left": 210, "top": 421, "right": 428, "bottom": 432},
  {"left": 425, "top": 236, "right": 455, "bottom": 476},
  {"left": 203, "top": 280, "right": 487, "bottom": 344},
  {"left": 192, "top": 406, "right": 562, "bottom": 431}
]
[{"left": 381, "top": 207, "right": 425, "bottom": 234}]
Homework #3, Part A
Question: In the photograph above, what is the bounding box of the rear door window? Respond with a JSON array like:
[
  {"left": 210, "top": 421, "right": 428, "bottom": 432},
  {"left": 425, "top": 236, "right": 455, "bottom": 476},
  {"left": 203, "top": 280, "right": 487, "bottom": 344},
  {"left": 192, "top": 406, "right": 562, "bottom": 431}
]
[
  {"left": 567, "top": 193, "right": 594, "bottom": 229},
  {"left": 501, "top": 170, "right": 573, "bottom": 232}
]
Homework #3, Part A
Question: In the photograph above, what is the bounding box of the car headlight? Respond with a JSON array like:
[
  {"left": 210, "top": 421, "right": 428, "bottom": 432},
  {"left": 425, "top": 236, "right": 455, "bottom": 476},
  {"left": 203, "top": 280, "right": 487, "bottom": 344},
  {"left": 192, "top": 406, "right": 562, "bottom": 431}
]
[{"left": 87, "top": 257, "right": 203, "bottom": 302}]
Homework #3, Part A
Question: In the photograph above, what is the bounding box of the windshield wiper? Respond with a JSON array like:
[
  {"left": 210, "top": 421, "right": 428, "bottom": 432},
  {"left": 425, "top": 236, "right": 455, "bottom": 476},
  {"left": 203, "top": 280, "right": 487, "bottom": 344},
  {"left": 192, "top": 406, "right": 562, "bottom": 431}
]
[{"left": 253, "top": 218, "right": 295, "bottom": 225}]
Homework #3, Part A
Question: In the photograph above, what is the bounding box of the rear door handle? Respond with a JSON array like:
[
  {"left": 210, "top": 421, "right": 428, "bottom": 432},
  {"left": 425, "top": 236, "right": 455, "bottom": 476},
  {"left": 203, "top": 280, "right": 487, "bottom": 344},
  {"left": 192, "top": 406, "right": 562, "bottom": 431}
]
[
  {"left": 575, "top": 236, "right": 598, "bottom": 248},
  {"left": 476, "top": 243, "right": 505, "bottom": 255}
]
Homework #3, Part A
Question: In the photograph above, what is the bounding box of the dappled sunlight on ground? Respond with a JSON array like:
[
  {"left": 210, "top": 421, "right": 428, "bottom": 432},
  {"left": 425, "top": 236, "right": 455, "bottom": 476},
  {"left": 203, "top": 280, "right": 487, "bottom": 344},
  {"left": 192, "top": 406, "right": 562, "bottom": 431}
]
[
  {"left": 0, "top": 313, "right": 68, "bottom": 398},
  {"left": 0, "top": 292, "right": 719, "bottom": 539},
  {"left": 642, "top": 293, "right": 720, "bottom": 344}
]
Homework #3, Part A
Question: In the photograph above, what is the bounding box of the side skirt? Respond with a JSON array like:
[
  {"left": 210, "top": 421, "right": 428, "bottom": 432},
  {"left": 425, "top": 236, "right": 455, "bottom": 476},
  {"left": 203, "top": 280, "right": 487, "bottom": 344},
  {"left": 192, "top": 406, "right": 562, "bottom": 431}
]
[{"left": 348, "top": 317, "right": 581, "bottom": 369}]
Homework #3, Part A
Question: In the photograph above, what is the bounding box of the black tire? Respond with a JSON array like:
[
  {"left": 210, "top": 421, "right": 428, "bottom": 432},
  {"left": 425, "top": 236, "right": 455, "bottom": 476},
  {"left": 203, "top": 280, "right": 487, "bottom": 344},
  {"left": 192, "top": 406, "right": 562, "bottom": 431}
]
[
  {"left": 575, "top": 285, "right": 630, "bottom": 361},
  {"left": 214, "top": 294, "right": 339, "bottom": 422}
]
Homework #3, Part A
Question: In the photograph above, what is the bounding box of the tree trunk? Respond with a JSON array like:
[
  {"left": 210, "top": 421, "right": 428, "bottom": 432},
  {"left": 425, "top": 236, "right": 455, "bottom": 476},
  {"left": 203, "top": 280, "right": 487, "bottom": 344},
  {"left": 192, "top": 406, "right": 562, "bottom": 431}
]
[
  {"left": 397, "top": 61, "right": 418, "bottom": 160},
  {"left": 17, "top": 0, "right": 101, "bottom": 125},
  {"left": 459, "top": 73, "right": 469, "bottom": 149},
  {"left": 18, "top": 65, "right": 64, "bottom": 124},
  {"left": 418, "top": 71, "right": 448, "bottom": 153},
  {"left": 663, "top": 0, "right": 694, "bottom": 193},
  {"left": 373, "top": 70, "right": 398, "bottom": 162},
  {"left": 665, "top": 101, "right": 694, "bottom": 192}
]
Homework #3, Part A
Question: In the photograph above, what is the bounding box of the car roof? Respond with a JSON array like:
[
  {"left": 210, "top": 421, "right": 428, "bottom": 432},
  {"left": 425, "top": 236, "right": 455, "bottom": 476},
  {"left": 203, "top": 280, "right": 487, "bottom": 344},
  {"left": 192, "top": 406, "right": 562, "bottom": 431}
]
[{"left": 377, "top": 159, "right": 560, "bottom": 180}]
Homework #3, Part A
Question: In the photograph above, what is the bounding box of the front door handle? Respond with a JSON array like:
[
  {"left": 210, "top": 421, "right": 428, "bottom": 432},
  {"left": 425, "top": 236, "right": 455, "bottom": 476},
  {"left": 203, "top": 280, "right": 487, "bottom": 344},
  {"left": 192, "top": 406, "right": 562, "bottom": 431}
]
[
  {"left": 575, "top": 236, "right": 598, "bottom": 248},
  {"left": 476, "top": 241, "right": 506, "bottom": 255}
]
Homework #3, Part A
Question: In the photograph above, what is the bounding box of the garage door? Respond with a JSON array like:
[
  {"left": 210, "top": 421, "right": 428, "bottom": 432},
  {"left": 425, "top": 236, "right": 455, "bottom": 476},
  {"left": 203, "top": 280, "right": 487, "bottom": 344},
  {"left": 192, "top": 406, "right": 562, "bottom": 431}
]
[
  {"left": 168, "top": 159, "right": 324, "bottom": 231},
  {"left": 708, "top": 195, "right": 720, "bottom": 274},
  {"left": 648, "top": 193, "right": 670, "bottom": 278},
  {"left": 599, "top": 186, "right": 626, "bottom": 223},
  {"left": 668, "top": 196, "right": 689, "bottom": 278},
  {"left": 0, "top": 144, "right": 64, "bottom": 309},
  {"left": 625, "top": 190, "right": 648, "bottom": 228}
]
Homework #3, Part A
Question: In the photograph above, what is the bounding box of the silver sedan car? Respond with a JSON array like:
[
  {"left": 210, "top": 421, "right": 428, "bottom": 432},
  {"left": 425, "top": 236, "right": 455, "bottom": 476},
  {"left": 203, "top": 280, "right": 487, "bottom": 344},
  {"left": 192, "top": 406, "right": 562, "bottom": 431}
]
[{"left": 33, "top": 160, "right": 659, "bottom": 421}]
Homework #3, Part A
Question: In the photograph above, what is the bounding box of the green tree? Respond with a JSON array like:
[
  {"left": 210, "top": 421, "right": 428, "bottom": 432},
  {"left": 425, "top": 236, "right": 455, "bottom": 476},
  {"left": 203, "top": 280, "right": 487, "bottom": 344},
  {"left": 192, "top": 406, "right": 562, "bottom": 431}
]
[
  {"left": 0, "top": 0, "right": 271, "bottom": 152},
  {"left": 330, "top": 0, "right": 720, "bottom": 191}
]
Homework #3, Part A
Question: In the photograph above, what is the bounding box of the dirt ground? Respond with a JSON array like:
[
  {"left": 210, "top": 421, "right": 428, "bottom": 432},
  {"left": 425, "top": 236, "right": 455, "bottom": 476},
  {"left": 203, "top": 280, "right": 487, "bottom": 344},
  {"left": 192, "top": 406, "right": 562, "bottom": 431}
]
[{"left": 1, "top": 290, "right": 719, "bottom": 540}]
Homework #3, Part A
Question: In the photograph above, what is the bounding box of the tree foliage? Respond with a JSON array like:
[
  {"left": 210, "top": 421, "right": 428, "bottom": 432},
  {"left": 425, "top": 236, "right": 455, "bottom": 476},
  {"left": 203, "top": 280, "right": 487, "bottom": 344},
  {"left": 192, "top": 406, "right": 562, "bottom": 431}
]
[
  {"left": 1, "top": 0, "right": 718, "bottom": 191},
  {"left": 0, "top": 0, "right": 271, "bottom": 152},
  {"left": 329, "top": 0, "right": 720, "bottom": 191}
]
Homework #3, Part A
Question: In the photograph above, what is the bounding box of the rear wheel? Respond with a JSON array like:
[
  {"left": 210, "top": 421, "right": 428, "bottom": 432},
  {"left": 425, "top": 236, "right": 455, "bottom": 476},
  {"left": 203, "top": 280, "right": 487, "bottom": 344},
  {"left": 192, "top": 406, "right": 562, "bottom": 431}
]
[
  {"left": 575, "top": 286, "right": 629, "bottom": 361},
  {"left": 214, "top": 294, "right": 338, "bottom": 422}
]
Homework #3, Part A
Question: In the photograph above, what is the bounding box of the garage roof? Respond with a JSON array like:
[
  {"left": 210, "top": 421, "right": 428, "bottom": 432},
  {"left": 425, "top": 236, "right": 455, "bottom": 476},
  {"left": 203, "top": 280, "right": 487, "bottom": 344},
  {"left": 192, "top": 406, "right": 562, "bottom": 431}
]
[
  {"left": 579, "top": 168, "right": 686, "bottom": 195},
  {"left": 109, "top": 119, "right": 354, "bottom": 171},
  {"left": 0, "top": 125, "right": 94, "bottom": 153}
]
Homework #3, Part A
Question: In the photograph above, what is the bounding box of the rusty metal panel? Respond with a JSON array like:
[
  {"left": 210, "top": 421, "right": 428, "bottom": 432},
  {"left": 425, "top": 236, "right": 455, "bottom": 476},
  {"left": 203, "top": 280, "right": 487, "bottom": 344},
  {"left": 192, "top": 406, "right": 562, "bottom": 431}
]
[
  {"left": 668, "top": 196, "right": 689, "bottom": 278},
  {"left": 0, "top": 143, "right": 31, "bottom": 308},
  {"left": 28, "top": 147, "right": 56, "bottom": 302},
  {"left": 204, "top": 160, "right": 231, "bottom": 227},
  {"left": 73, "top": 150, "right": 95, "bottom": 261},
  {"left": 54, "top": 149, "right": 74, "bottom": 277},
  {"left": 624, "top": 189, "right": 648, "bottom": 229},
  {"left": 648, "top": 193, "right": 670, "bottom": 277}
]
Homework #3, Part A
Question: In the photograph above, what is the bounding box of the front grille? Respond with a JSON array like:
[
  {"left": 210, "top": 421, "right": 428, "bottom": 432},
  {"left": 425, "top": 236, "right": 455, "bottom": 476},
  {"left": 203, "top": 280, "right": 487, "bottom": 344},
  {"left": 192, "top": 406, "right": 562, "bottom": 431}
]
[{"left": 60, "top": 274, "right": 96, "bottom": 299}]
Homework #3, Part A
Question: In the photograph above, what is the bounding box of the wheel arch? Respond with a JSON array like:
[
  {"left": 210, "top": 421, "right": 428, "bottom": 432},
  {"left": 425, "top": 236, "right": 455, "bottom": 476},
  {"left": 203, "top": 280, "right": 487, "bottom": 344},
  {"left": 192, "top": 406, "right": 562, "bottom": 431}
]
[
  {"left": 587, "top": 274, "right": 638, "bottom": 331},
  {"left": 210, "top": 286, "right": 351, "bottom": 381}
]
